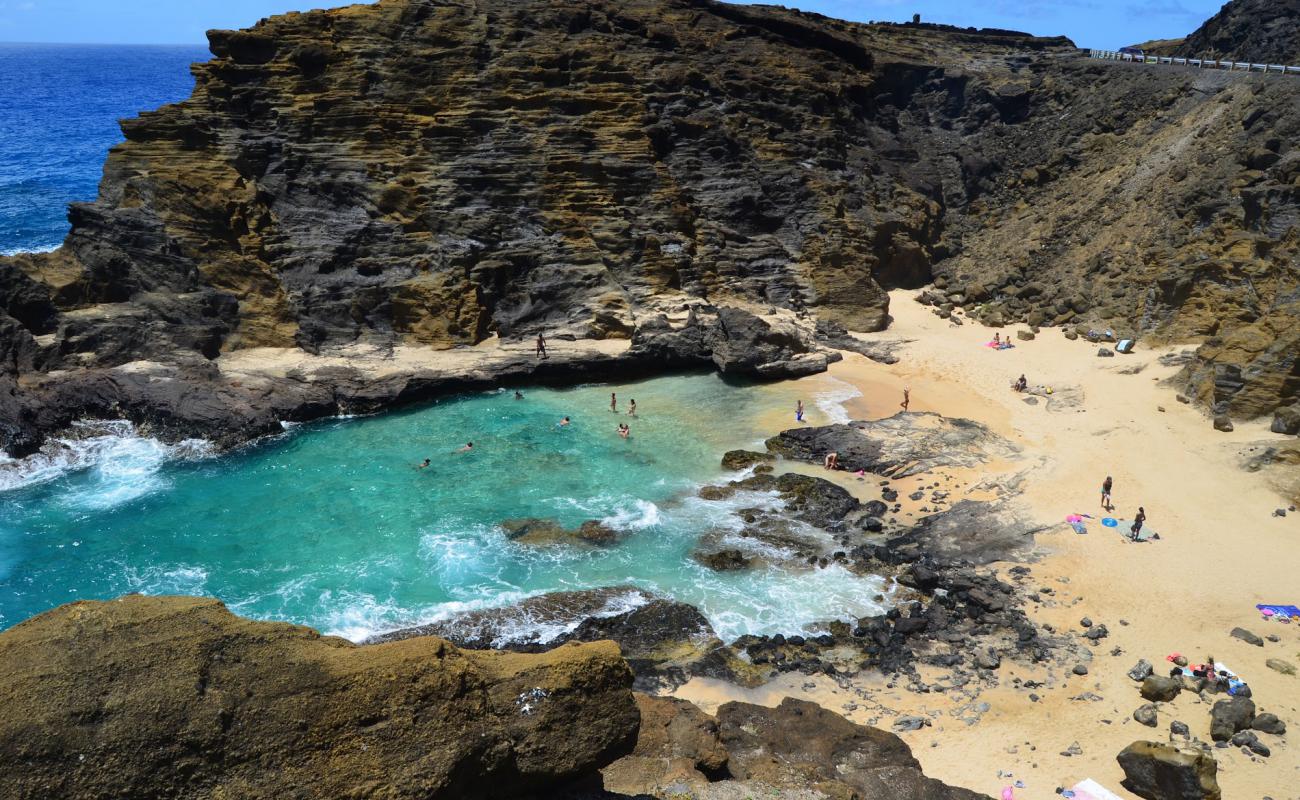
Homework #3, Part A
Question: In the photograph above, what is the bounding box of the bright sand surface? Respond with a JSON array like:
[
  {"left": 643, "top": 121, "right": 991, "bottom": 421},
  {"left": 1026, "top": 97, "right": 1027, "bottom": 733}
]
[{"left": 675, "top": 290, "right": 1300, "bottom": 799}]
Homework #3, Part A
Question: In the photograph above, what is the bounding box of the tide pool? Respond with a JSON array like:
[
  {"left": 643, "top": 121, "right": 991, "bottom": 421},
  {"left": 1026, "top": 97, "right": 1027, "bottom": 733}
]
[{"left": 0, "top": 373, "right": 885, "bottom": 641}]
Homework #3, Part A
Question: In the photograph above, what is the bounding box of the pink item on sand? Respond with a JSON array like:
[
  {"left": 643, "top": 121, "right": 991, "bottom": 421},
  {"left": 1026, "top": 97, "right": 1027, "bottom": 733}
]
[{"left": 1001, "top": 788, "right": 1015, "bottom": 800}]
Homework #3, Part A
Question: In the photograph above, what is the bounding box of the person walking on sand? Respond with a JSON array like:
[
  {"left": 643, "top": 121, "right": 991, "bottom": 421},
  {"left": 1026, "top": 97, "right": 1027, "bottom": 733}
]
[
  {"left": 610, "top": 392, "right": 617, "bottom": 413},
  {"left": 900, "top": 387, "right": 910, "bottom": 412},
  {"left": 1101, "top": 476, "right": 1113, "bottom": 511},
  {"left": 796, "top": 399, "right": 805, "bottom": 422},
  {"left": 1130, "top": 506, "right": 1146, "bottom": 541},
  {"left": 535, "top": 332, "right": 548, "bottom": 359},
  {"left": 823, "top": 451, "right": 839, "bottom": 470},
  {"left": 627, "top": 398, "right": 637, "bottom": 417}
]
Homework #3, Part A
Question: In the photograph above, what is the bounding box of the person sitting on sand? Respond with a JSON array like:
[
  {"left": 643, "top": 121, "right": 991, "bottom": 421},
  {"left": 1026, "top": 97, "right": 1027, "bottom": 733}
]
[
  {"left": 418, "top": 458, "right": 431, "bottom": 469},
  {"left": 1130, "top": 506, "right": 1146, "bottom": 541},
  {"left": 823, "top": 451, "right": 839, "bottom": 470},
  {"left": 627, "top": 398, "right": 636, "bottom": 416},
  {"left": 457, "top": 442, "right": 473, "bottom": 453},
  {"left": 1014, "top": 374, "right": 1028, "bottom": 392},
  {"left": 1101, "top": 476, "right": 1113, "bottom": 511},
  {"left": 618, "top": 423, "right": 630, "bottom": 439},
  {"left": 993, "top": 332, "right": 1001, "bottom": 345}
]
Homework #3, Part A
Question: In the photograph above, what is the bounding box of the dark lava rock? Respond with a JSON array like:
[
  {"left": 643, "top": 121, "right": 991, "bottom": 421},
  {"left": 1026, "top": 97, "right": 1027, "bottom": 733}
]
[
  {"left": 881, "top": 489, "right": 899, "bottom": 502},
  {"left": 1134, "top": 703, "right": 1158, "bottom": 727},
  {"left": 1230, "top": 730, "right": 1270, "bottom": 757},
  {"left": 773, "top": 473, "right": 860, "bottom": 527},
  {"left": 1230, "top": 627, "right": 1263, "bottom": 646},
  {"left": 1251, "top": 712, "right": 1286, "bottom": 736},
  {"left": 1073, "top": 664, "right": 1090, "bottom": 676},
  {"left": 721, "top": 449, "right": 775, "bottom": 471},
  {"left": 1209, "top": 696, "right": 1256, "bottom": 742},
  {"left": 693, "top": 549, "right": 753, "bottom": 572},
  {"left": 1083, "top": 623, "right": 1109, "bottom": 641},
  {"left": 1170, "top": 720, "right": 1190, "bottom": 739},
  {"left": 1271, "top": 404, "right": 1300, "bottom": 435},
  {"left": 714, "top": 698, "right": 984, "bottom": 799},
  {"left": 1128, "top": 659, "right": 1154, "bottom": 681},
  {"left": 1117, "top": 740, "right": 1221, "bottom": 800},
  {"left": 863, "top": 500, "right": 888, "bottom": 517},
  {"left": 1098, "top": 347, "right": 1114, "bottom": 357},
  {"left": 1213, "top": 414, "right": 1234, "bottom": 433},
  {"left": 1140, "top": 676, "right": 1182, "bottom": 703},
  {"left": 859, "top": 516, "right": 884, "bottom": 532}
]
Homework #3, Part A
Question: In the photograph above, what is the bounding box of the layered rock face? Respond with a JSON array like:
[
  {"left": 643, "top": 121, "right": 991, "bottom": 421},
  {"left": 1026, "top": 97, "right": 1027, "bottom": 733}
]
[
  {"left": 1173, "top": 0, "right": 1300, "bottom": 64},
  {"left": 0, "top": 0, "right": 1297, "bottom": 451},
  {"left": 0, "top": 595, "right": 638, "bottom": 799}
]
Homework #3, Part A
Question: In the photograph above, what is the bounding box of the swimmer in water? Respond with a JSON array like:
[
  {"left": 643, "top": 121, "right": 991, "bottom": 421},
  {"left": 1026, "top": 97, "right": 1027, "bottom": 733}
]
[
  {"left": 514, "top": 390, "right": 524, "bottom": 400},
  {"left": 558, "top": 416, "right": 571, "bottom": 427},
  {"left": 418, "top": 458, "right": 431, "bottom": 469},
  {"left": 618, "top": 423, "right": 630, "bottom": 439},
  {"left": 457, "top": 442, "right": 473, "bottom": 453}
]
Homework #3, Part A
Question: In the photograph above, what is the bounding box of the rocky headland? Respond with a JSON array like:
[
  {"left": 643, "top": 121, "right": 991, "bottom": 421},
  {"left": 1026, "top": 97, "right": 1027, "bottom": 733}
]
[{"left": 2, "top": 0, "right": 1297, "bottom": 459}]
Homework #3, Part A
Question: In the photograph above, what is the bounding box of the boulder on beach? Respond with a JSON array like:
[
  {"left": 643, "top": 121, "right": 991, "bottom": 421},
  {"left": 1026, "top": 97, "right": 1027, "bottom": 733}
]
[
  {"left": 0, "top": 595, "right": 639, "bottom": 800},
  {"left": 1117, "top": 740, "right": 1221, "bottom": 800}
]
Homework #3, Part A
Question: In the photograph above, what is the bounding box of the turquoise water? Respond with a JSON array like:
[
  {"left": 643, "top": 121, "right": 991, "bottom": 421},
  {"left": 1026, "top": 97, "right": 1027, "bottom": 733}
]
[{"left": 0, "top": 373, "right": 882, "bottom": 641}]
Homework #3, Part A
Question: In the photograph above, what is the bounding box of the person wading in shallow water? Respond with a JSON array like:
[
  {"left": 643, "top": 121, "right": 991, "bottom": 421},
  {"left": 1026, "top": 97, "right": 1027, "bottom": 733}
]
[
  {"left": 535, "top": 332, "right": 547, "bottom": 359},
  {"left": 796, "top": 399, "right": 805, "bottom": 422},
  {"left": 627, "top": 398, "right": 636, "bottom": 416},
  {"left": 610, "top": 392, "right": 617, "bottom": 413},
  {"left": 900, "top": 387, "right": 910, "bottom": 411},
  {"left": 823, "top": 451, "right": 839, "bottom": 470}
]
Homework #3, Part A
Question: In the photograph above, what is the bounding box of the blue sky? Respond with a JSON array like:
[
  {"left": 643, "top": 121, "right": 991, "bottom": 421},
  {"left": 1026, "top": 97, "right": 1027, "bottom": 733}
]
[{"left": 0, "top": 0, "right": 1227, "bottom": 49}]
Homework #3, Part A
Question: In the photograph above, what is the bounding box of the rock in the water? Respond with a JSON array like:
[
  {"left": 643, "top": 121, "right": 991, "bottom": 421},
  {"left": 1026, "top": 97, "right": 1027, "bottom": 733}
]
[
  {"left": 0, "top": 596, "right": 639, "bottom": 799},
  {"left": 721, "top": 449, "right": 775, "bottom": 471},
  {"left": 1117, "top": 741, "right": 1221, "bottom": 800},
  {"left": 693, "top": 548, "right": 753, "bottom": 572},
  {"left": 1134, "top": 703, "right": 1159, "bottom": 727},
  {"left": 1209, "top": 696, "right": 1256, "bottom": 742},
  {"left": 1265, "top": 658, "right": 1295, "bottom": 676},
  {"left": 1230, "top": 626, "right": 1263, "bottom": 646},
  {"left": 1251, "top": 712, "right": 1286, "bottom": 736},
  {"left": 1128, "top": 659, "right": 1154, "bottom": 681},
  {"left": 773, "top": 472, "right": 860, "bottom": 526},
  {"left": 500, "top": 517, "right": 618, "bottom": 545},
  {"left": 1141, "top": 675, "right": 1183, "bottom": 703}
]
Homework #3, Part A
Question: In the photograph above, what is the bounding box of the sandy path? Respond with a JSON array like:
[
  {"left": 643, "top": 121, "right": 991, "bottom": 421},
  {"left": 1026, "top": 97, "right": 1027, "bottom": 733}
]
[{"left": 675, "top": 291, "right": 1300, "bottom": 799}]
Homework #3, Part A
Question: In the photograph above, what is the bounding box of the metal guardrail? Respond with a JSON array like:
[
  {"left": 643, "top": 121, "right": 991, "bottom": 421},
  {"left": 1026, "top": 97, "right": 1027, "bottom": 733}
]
[{"left": 1087, "top": 49, "right": 1300, "bottom": 76}]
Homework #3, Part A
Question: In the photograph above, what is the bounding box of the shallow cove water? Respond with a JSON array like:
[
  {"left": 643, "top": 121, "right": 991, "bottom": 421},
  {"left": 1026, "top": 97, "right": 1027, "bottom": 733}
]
[{"left": 0, "top": 373, "right": 885, "bottom": 641}]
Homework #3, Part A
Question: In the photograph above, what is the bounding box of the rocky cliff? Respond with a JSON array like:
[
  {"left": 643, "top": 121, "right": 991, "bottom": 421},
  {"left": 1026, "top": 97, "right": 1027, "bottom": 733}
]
[
  {"left": 0, "top": 596, "right": 987, "bottom": 799},
  {"left": 1173, "top": 0, "right": 1300, "bottom": 64},
  {"left": 0, "top": 0, "right": 1296, "bottom": 453}
]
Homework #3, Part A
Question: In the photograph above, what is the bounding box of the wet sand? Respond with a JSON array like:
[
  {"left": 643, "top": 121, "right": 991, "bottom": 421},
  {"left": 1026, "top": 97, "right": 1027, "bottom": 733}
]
[{"left": 676, "top": 291, "right": 1300, "bottom": 799}]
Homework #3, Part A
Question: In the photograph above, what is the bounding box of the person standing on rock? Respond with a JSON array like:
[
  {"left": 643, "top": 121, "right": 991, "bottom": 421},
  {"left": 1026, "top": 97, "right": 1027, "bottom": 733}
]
[
  {"left": 1130, "top": 507, "right": 1146, "bottom": 541},
  {"left": 1101, "top": 476, "right": 1113, "bottom": 511},
  {"left": 796, "top": 400, "right": 805, "bottom": 422},
  {"left": 610, "top": 392, "right": 617, "bottom": 413},
  {"left": 900, "top": 388, "right": 910, "bottom": 412},
  {"left": 536, "top": 332, "right": 548, "bottom": 359}
]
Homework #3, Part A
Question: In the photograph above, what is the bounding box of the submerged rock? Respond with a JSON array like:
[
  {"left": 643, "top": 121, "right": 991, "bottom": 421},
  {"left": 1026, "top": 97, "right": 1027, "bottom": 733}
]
[
  {"left": 500, "top": 517, "right": 620, "bottom": 546},
  {"left": 0, "top": 595, "right": 638, "bottom": 799}
]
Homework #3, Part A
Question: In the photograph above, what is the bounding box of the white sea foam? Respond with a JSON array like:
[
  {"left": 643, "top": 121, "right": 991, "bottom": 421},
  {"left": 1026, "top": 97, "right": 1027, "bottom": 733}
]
[
  {"left": 119, "top": 563, "right": 211, "bottom": 596},
  {"left": 0, "top": 421, "right": 213, "bottom": 507},
  {"left": 813, "top": 376, "right": 863, "bottom": 424},
  {"left": 0, "top": 242, "right": 60, "bottom": 257},
  {"left": 601, "top": 498, "right": 661, "bottom": 530}
]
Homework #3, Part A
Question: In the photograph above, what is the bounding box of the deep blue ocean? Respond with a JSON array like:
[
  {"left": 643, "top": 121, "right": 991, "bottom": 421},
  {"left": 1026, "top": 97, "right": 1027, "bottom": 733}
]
[{"left": 0, "top": 43, "right": 208, "bottom": 255}]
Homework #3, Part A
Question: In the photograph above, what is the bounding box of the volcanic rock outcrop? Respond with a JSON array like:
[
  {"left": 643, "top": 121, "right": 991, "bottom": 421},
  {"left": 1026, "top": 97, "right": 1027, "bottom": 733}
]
[
  {"left": 0, "top": 595, "right": 639, "bottom": 799},
  {"left": 1173, "top": 0, "right": 1300, "bottom": 64},
  {"left": 1, "top": 0, "right": 1296, "bottom": 454}
]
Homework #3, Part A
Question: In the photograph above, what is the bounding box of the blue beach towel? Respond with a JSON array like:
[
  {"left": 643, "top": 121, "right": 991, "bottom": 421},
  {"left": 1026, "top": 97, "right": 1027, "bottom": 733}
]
[{"left": 1257, "top": 604, "right": 1300, "bottom": 620}]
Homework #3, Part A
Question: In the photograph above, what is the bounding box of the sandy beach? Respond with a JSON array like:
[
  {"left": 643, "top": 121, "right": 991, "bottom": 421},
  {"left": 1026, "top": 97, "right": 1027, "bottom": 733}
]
[{"left": 673, "top": 290, "right": 1300, "bottom": 799}]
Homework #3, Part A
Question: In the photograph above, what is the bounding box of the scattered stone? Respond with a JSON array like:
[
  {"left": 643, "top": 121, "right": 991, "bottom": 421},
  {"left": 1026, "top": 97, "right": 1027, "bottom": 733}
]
[
  {"left": 1157, "top": 406, "right": 1165, "bottom": 412},
  {"left": 891, "top": 715, "right": 930, "bottom": 732},
  {"left": 975, "top": 651, "right": 1002, "bottom": 671},
  {"left": 693, "top": 549, "right": 753, "bottom": 572},
  {"left": 1176, "top": 394, "right": 1190, "bottom": 404},
  {"left": 1064, "top": 329, "right": 1079, "bottom": 340},
  {"left": 1084, "top": 624, "right": 1109, "bottom": 642},
  {"left": 1016, "top": 330, "right": 1035, "bottom": 341},
  {"left": 1209, "top": 696, "right": 1256, "bottom": 742},
  {"left": 1116, "top": 741, "right": 1221, "bottom": 800},
  {"left": 1265, "top": 658, "right": 1295, "bottom": 676},
  {"left": 1251, "top": 713, "right": 1286, "bottom": 736},
  {"left": 1230, "top": 730, "right": 1270, "bottom": 757},
  {"left": 1140, "top": 675, "right": 1182, "bottom": 703},
  {"left": 1274, "top": 508, "right": 1287, "bottom": 517},
  {"left": 1097, "top": 348, "right": 1114, "bottom": 358},
  {"left": 1073, "top": 664, "right": 1089, "bottom": 676},
  {"left": 1060, "top": 741, "right": 1083, "bottom": 757},
  {"left": 1170, "top": 720, "right": 1190, "bottom": 739},
  {"left": 1080, "top": 617, "right": 1092, "bottom": 628},
  {"left": 1213, "top": 414, "right": 1233, "bottom": 433},
  {"left": 1230, "top": 627, "right": 1263, "bottom": 647},
  {"left": 1127, "top": 659, "right": 1154, "bottom": 681},
  {"left": 1134, "top": 703, "right": 1158, "bottom": 727}
]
